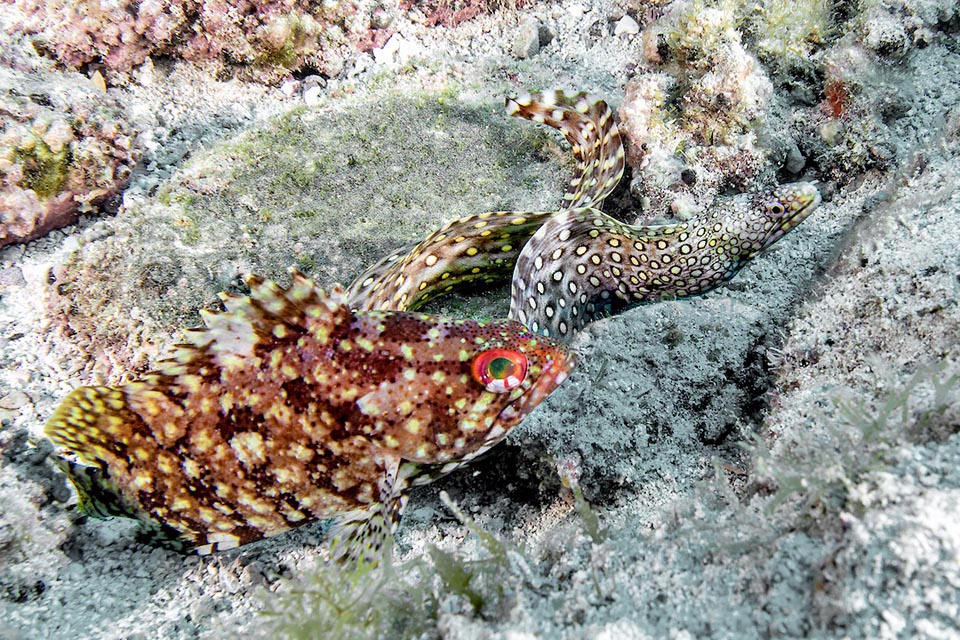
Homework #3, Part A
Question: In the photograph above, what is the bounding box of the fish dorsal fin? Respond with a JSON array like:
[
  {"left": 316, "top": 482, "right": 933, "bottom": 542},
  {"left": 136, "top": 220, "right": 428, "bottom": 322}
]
[{"left": 159, "top": 268, "right": 350, "bottom": 374}]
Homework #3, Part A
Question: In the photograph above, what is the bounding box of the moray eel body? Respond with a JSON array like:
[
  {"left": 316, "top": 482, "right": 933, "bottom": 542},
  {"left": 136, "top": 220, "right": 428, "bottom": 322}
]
[
  {"left": 45, "top": 270, "right": 571, "bottom": 556},
  {"left": 345, "top": 90, "right": 820, "bottom": 340},
  {"left": 346, "top": 90, "right": 624, "bottom": 312},
  {"left": 510, "top": 184, "right": 822, "bottom": 338}
]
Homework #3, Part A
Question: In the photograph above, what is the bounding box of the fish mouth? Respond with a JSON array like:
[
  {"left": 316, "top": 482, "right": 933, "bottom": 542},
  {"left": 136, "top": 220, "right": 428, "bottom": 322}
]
[{"left": 497, "top": 350, "right": 575, "bottom": 425}]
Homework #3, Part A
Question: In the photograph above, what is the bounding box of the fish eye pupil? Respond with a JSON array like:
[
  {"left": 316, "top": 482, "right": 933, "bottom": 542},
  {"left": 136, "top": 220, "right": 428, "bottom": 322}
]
[
  {"left": 772, "top": 204, "right": 785, "bottom": 214},
  {"left": 487, "top": 356, "right": 516, "bottom": 379},
  {"left": 471, "top": 349, "right": 529, "bottom": 392}
]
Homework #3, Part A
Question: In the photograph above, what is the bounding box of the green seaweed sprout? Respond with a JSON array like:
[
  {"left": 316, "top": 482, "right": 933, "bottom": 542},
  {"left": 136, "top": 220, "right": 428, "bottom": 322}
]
[
  {"left": 750, "top": 360, "right": 959, "bottom": 524},
  {"left": 258, "top": 482, "right": 608, "bottom": 638}
]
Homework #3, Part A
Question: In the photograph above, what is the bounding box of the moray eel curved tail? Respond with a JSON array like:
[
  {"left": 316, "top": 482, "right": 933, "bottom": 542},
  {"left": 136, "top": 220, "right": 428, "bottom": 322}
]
[
  {"left": 347, "top": 210, "right": 553, "bottom": 312},
  {"left": 509, "top": 183, "right": 822, "bottom": 338},
  {"left": 346, "top": 90, "right": 622, "bottom": 312},
  {"left": 506, "top": 89, "right": 625, "bottom": 210}
]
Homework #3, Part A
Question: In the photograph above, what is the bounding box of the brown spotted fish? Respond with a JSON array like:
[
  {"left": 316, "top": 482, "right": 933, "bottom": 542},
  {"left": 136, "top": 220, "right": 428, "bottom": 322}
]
[{"left": 45, "top": 269, "right": 572, "bottom": 556}]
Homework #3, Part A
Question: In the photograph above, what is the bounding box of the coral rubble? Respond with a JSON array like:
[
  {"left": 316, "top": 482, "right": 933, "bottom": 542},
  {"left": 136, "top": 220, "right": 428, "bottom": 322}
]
[{"left": 0, "top": 65, "right": 138, "bottom": 247}]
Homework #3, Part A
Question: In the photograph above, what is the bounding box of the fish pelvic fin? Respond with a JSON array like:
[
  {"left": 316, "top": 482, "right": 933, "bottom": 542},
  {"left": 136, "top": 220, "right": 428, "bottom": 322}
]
[{"left": 327, "top": 460, "right": 414, "bottom": 567}]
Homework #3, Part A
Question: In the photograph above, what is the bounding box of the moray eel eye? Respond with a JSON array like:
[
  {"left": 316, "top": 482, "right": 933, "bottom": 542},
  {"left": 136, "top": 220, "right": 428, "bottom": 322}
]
[
  {"left": 472, "top": 349, "right": 528, "bottom": 393},
  {"left": 770, "top": 203, "right": 785, "bottom": 215}
]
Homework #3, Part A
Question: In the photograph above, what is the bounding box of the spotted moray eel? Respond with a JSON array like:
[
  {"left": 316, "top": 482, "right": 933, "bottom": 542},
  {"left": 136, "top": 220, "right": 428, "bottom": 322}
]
[
  {"left": 346, "top": 90, "right": 821, "bottom": 340},
  {"left": 510, "top": 184, "right": 820, "bottom": 337},
  {"left": 45, "top": 269, "right": 571, "bottom": 556},
  {"left": 345, "top": 90, "right": 626, "bottom": 313}
]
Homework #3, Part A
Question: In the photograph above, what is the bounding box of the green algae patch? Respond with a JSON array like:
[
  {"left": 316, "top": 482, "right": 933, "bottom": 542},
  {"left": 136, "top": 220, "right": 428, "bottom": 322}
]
[
  {"left": 51, "top": 89, "right": 565, "bottom": 376},
  {"left": 15, "top": 138, "right": 71, "bottom": 200}
]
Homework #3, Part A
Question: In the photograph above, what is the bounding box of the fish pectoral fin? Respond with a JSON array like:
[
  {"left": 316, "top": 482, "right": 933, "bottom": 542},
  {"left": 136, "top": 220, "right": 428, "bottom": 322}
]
[{"left": 327, "top": 459, "right": 413, "bottom": 567}]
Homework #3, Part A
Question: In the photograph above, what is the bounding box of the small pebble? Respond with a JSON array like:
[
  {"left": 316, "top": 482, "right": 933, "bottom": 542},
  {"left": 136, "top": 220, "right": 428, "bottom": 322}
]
[
  {"left": 280, "top": 79, "right": 300, "bottom": 98},
  {"left": 614, "top": 15, "right": 640, "bottom": 37},
  {"left": 785, "top": 144, "right": 806, "bottom": 174},
  {"left": 303, "top": 86, "right": 323, "bottom": 106},
  {"left": 513, "top": 19, "right": 541, "bottom": 59}
]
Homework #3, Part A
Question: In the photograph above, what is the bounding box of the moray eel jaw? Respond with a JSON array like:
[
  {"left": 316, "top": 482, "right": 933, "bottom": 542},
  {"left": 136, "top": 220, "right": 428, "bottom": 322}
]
[{"left": 754, "top": 181, "right": 822, "bottom": 254}]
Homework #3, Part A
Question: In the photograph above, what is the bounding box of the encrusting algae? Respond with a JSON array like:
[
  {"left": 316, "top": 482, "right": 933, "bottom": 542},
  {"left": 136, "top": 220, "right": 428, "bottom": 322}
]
[{"left": 45, "top": 270, "right": 571, "bottom": 557}]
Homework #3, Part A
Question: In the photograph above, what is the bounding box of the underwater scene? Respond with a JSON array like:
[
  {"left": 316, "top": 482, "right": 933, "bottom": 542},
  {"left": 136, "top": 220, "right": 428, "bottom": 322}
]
[{"left": 1, "top": 0, "right": 958, "bottom": 637}]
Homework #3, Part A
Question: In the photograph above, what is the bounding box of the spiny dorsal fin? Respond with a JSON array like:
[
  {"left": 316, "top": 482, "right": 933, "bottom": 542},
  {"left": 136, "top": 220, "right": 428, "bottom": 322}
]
[
  {"left": 159, "top": 268, "right": 349, "bottom": 374},
  {"left": 506, "top": 89, "right": 625, "bottom": 210}
]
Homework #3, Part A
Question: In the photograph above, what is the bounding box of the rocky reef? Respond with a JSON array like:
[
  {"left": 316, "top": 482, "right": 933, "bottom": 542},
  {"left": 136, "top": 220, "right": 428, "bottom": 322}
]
[{"left": 0, "top": 65, "right": 138, "bottom": 247}]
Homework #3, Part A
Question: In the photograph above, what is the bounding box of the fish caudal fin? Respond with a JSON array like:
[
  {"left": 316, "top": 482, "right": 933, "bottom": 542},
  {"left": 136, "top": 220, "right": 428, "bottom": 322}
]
[
  {"left": 57, "top": 458, "right": 140, "bottom": 520},
  {"left": 506, "top": 89, "right": 625, "bottom": 210},
  {"left": 45, "top": 385, "right": 138, "bottom": 468}
]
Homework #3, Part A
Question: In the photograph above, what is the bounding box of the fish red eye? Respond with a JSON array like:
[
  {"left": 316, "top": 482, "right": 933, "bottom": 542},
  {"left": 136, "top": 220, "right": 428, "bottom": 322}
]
[{"left": 471, "top": 349, "right": 528, "bottom": 393}]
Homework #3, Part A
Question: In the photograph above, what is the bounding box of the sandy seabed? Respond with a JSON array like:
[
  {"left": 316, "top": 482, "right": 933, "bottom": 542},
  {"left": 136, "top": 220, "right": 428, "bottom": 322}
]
[{"left": 1, "top": 1, "right": 959, "bottom": 638}]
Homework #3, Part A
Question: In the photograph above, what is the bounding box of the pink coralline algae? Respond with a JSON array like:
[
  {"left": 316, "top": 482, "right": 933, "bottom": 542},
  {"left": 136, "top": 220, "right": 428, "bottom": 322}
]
[
  {"left": 0, "top": 67, "right": 139, "bottom": 247},
  {"left": 7, "top": 0, "right": 374, "bottom": 80}
]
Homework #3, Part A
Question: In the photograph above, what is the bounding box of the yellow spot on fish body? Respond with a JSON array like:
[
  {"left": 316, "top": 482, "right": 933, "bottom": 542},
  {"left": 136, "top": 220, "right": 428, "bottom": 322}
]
[
  {"left": 338, "top": 387, "right": 359, "bottom": 402},
  {"left": 313, "top": 324, "right": 330, "bottom": 344},
  {"left": 158, "top": 453, "right": 177, "bottom": 474},
  {"left": 219, "top": 353, "right": 246, "bottom": 372},
  {"left": 356, "top": 337, "right": 375, "bottom": 352},
  {"left": 357, "top": 394, "right": 382, "bottom": 417},
  {"left": 403, "top": 369, "right": 417, "bottom": 381},
  {"left": 182, "top": 458, "right": 202, "bottom": 479},
  {"left": 339, "top": 339, "right": 353, "bottom": 351},
  {"left": 132, "top": 472, "right": 153, "bottom": 491},
  {"left": 180, "top": 375, "right": 203, "bottom": 394},
  {"left": 406, "top": 418, "right": 422, "bottom": 434},
  {"left": 432, "top": 370, "right": 446, "bottom": 383},
  {"left": 401, "top": 344, "right": 415, "bottom": 360},
  {"left": 458, "top": 349, "right": 470, "bottom": 361}
]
